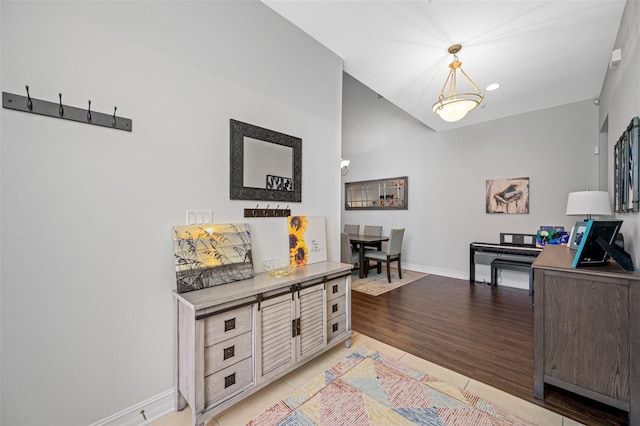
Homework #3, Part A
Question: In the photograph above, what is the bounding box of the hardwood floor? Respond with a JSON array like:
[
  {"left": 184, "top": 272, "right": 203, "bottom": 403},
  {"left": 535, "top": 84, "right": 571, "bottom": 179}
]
[{"left": 351, "top": 273, "right": 629, "bottom": 426}]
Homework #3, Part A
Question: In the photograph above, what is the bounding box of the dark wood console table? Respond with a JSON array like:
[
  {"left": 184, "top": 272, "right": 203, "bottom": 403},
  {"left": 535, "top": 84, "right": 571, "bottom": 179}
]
[{"left": 532, "top": 245, "right": 639, "bottom": 424}]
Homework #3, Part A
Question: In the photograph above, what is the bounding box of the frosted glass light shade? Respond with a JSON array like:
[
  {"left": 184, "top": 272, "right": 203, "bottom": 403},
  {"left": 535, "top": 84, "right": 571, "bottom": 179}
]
[
  {"left": 432, "top": 96, "right": 481, "bottom": 122},
  {"left": 566, "top": 191, "right": 612, "bottom": 217}
]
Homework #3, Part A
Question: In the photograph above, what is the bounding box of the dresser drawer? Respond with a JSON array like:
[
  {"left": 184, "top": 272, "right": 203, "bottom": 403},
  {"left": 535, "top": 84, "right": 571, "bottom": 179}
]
[
  {"left": 327, "top": 313, "right": 346, "bottom": 342},
  {"left": 204, "top": 357, "right": 253, "bottom": 407},
  {"left": 327, "top": 278, "right": 346, "bottom": 301},
  {"left": 327, "top": 297, "right": 345, "bottom": 320},
  {"left": 203, "top": 305, "right": 253, "bottom": 347},
  {"left": 204, "top": 331, "right": 252, "bottom": 376}
]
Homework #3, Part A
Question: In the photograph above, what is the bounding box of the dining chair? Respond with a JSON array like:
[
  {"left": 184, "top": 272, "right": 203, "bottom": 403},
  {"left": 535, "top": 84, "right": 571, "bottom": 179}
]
[
  {"left": 364, "top": 228, "right": 405, "bottom": 283},
  {"left": 361, "top": 225, "right": 384, "bottom": 273},
  {"left": 340, "top": 232, "right": 359, "bottom": 268},
  {"left": 343, "top": 224, "right": 360, "bottom": 235},
  {"left": 363, "top": 225, "right": 382, "bottom": 236}
]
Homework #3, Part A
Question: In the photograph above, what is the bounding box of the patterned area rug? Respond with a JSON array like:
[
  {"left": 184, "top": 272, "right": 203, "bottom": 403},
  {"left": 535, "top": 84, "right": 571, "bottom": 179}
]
[
  {"left": 247, "top": 349, "right": 535, "bottom": 425},
  {"left": 351, "top": 268, "right": 428, "bottom": 296}
]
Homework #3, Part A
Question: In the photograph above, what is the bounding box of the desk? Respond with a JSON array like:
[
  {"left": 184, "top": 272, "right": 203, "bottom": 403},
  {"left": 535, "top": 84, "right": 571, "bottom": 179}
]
[
  {"left": 348, "top": 234, "right": 389, "bottom": 278},
  {"left": 469, "top": 242, "right": 541, "bottom": 283}
]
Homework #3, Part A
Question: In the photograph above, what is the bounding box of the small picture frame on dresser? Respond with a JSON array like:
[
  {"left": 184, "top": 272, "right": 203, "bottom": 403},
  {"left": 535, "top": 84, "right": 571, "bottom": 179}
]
[{"left": 568, "top": 221, "right": 588, "bottom": 250}]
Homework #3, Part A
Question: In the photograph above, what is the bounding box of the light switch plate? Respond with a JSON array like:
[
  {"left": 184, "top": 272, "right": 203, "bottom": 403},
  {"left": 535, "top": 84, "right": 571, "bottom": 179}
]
[{"left": 186, "top": 210, "right": 213, "bottom": 225}]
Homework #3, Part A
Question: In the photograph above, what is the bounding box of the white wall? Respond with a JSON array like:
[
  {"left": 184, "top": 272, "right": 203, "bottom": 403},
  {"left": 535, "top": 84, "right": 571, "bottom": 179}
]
[
  {"left": 342, "top": 73, "right": 600, "bottom": 286},
  {"left": 0, "top": 1, "right": 343, "bottom": 424},
  {"left": 599, "top": 0, "right": 640, "bottom": 267}
]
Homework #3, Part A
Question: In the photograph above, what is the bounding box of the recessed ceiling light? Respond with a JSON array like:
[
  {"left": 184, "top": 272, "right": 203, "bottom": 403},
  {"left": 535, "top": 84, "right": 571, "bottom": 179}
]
[{"left": 486, "top": 83, "right": 500, "bottom": 91}]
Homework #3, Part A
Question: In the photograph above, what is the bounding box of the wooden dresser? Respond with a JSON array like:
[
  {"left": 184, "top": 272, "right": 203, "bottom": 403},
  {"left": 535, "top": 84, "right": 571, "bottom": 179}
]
[
  {"left": 173, "top": 261, "right": 353, "bottom": 426},
  {"left": 532, "top": 245, "right": 639, "bottom": 424}
]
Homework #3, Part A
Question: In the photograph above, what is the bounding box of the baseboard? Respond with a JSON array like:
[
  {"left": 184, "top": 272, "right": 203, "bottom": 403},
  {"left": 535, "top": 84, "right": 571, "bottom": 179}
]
[
  {"left": 402, "top": 262, "right": 528, "bottom": 290},
  {"left": 402, "top": 262, "right": 467, "bottom": 280},
  {"left": 89, "top": 388, "right": 176, "bottom": 426}
]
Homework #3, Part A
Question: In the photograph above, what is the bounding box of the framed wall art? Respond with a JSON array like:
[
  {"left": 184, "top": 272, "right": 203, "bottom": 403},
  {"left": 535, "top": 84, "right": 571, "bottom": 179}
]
[
  {"left": 486, "top": 177, "right": 529, "bottom": 214},
  {"left": 614, "top": 116, "right": 639, "bottom": 213}
]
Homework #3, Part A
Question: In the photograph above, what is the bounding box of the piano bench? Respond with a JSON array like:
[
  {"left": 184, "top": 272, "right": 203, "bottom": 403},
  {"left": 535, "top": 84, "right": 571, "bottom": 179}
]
[{"left": 490, "top": 258, "right": 534, "bottom": 296}]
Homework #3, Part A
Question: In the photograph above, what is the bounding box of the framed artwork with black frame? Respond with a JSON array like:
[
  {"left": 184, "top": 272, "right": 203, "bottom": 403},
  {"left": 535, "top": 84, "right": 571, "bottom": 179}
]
[{"left": 614, "top": 116, "right": 639, "bottom": 213}]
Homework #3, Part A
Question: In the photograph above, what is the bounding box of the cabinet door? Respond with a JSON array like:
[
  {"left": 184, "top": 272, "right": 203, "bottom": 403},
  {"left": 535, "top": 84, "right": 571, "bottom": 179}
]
[
  {"left": 256, "top": 293, "right": 295, "bottom": 381},
  {"left": 297, "top": 283, "right": 327, "bottom": 361},
  {"left": 543, "top": 272, "right": 630, "bottom": 402}
]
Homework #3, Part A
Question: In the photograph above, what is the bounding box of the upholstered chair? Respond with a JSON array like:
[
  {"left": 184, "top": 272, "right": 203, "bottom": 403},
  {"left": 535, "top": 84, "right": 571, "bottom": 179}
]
[
  {"left": 364, "top": 228, "right": 405, "bottom": 283},
  {"left": 340, "top": 232, "right": 359, "bottom": 268}
]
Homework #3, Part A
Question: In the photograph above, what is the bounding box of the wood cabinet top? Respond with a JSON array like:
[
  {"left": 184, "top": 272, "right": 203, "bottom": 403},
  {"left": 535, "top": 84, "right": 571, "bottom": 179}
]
[
  {"left": 173, "top": 261, "right": 353, "bottom": 311},
  {"left": 532, "top": 245, "right": 640, "bottom": 281}
]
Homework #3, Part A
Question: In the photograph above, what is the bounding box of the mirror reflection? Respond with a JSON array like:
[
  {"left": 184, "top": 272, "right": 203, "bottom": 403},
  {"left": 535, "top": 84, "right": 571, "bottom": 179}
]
[
  {"left": 243, "top": 137, "right": 293, "bottom": 190},
  {"left": 345, "top": 176, "right": 408, "bottom": 210}
]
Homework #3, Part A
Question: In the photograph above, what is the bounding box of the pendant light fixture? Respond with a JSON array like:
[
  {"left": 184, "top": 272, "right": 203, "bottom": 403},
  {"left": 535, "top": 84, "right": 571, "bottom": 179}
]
[{"left": 432, "top": 44, "right": 484, "bottom": 122}]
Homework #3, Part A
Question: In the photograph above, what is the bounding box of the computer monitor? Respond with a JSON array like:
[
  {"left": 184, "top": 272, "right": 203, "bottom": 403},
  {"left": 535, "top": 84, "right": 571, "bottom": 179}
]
[{"left": 571, "top": 219, "right": 633, "bottom": 271}]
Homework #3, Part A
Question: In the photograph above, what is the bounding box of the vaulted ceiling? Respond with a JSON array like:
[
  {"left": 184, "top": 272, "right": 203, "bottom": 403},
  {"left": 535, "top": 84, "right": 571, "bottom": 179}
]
[{"left": 263, "top": 1, "right": 626, "bottom": 131}]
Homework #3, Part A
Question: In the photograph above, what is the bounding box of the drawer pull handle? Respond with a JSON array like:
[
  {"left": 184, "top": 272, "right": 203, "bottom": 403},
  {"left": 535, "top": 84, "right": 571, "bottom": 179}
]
[
  {"left": 224, "top": 318, "right": 236, "bottom": 332},
  {"left": 224, "top": 373, "right": 236, "bottom": 388},
  {"left": 332, "top": 284, "right": 338, "bottom": 294},
  {"left": 332, "top": 303, "right": 338, "bottom": 313},
  {"left": 332, "top": 323, "right": 338, "bottom": 332},
  {"left": 223, "top": 345, "right": 235, "bottom": 360}
]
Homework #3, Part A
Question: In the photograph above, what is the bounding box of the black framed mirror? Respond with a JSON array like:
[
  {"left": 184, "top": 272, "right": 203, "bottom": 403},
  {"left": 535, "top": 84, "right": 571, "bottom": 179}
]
[{"left": 230, "top": 119, "right": 302, "bottom": 202}]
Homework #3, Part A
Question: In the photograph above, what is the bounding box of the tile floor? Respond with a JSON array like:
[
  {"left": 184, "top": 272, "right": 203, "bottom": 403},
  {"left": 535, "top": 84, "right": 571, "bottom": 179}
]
[{"left": 153, "top": 332, "right": 583, "bottom": 426}]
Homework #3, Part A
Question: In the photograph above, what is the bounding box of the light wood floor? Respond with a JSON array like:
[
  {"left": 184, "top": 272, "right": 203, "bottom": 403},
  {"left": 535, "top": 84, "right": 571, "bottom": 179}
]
[{"left": 352, "top": 273, "right": 629, "bottom": 426}]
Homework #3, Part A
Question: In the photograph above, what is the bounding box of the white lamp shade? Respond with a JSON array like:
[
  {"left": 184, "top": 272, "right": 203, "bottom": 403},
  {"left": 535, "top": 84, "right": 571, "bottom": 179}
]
[
  {"left": 432, "top": 98, "right": 481, "bottom": 122},
  {"left": 565, "top": 191, "right": 612, "bottom": 216}
]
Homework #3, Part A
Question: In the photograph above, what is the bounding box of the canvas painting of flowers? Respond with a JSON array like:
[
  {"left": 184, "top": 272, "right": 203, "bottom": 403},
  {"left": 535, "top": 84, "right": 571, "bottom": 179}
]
[
  {"left": 288, "top": 216, "right": 327, "bottom": 267},
  {"left": 173, "top": 223, "right": 254, "bottom": 293}
]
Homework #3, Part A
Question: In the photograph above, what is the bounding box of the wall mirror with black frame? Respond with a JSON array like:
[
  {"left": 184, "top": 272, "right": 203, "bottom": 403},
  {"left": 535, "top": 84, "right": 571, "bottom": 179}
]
[
  {"left": 345, "top": 176, "right": 408, "bottom": 210},
  {"left": 230, "top": 119, "right": 302, "bottom": 202}
]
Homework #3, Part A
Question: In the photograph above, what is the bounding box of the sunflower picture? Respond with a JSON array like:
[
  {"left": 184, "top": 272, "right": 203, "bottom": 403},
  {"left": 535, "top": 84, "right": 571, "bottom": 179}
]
[
  {"left": 288, "top": 216, "right": 326, "bottom": 267},
  {"left": 289, "top": 216, "right": 309, "bottom": 266}
]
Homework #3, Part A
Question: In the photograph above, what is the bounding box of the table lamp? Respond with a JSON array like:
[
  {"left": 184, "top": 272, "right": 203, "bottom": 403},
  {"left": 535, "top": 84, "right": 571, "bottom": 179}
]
[{"left": 565, "top": 191, "right": 612, "bottom": 220}]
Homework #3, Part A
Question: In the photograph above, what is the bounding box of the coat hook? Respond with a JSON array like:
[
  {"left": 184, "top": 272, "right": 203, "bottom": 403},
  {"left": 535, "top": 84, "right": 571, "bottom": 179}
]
[
  {"left": 112, "top": 106, "right": 117, "bottom": 127},
  {"left": 25, "top": 85, "right": 32, "bottom": 111},
  {"left": 58, "top": 93, "right": 64, "bottom": 117},
  {"left": 87, "top": 100, "right": 92, "bottom": 122},
  {"left": 252, "top": 209, "right": 257, "bottom": 217},
  {"left": 264, "top": 205, "right": 269, "bottom": 216}
]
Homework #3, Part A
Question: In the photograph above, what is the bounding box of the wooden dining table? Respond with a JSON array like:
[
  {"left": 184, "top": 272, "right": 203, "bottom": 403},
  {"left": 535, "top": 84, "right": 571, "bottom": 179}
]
[{"left": 347, "top": 233, "right": 390, "bottom": 278}]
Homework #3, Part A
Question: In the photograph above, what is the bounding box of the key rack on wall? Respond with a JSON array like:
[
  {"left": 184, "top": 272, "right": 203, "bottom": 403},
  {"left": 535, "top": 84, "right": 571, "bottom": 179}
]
[
  {"left": 2, "top": 86, "right": 132, "bottom": 132},
  {"left": 244, "top": 205, "right": 291, "bottom": 218}
]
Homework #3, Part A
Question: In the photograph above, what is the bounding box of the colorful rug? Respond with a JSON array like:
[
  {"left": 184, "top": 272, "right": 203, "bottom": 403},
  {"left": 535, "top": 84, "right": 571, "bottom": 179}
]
[
  {"left": 247, "top": 349, "right": 535, "bottom": 425},
  {"left": 351, "top": 268, "right": 427, "bottom": 296}
]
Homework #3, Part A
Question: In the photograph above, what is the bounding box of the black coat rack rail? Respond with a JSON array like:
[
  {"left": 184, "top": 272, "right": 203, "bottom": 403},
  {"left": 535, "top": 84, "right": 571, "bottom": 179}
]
[{"left": 2, "top": 86, "right": 132, "bottom": 132}]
